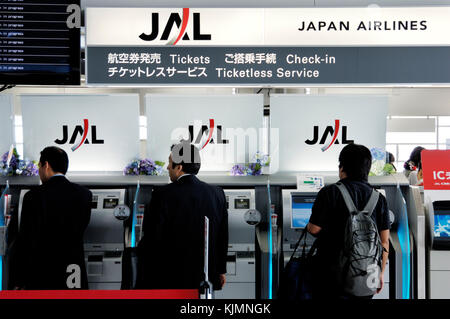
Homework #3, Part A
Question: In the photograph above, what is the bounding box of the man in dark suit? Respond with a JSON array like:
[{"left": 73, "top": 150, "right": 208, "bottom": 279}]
[
  {"left": 7, "top": 146, "right": 91, "bottom": 289},
  {"left": 136, "top": 142, "right": 228, "bottom": 291}
]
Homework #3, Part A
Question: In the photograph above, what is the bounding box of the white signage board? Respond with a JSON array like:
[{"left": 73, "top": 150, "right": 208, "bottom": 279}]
[
  {"left": 21, "top": 94, "right": 140, "bottom": 172},
  {"left": 146, "top": 95, "right": 264, "bottom": 172},
  {"left": 0, "top": 94, "right": 14, "bottom": 156},
  {"left": 270, "top": 95, "right": 388, "bottom": 172},
  {"left": 264, "top": 7, "right": 450, "bottom": 46},
  {"left": 86, "top": 7, "right": 450, "bottom": 46},
  {"left": 296, "top": 174, "right": 324, "bottom": 192}
]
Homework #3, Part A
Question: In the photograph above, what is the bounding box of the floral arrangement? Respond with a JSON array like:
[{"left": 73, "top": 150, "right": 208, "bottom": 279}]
[
  {"left": 369, "top": 147, "right": 395, "bottom": 176},
  {"left": 123, "top": 158, "right": 165, "bottom": 176},
  {"left": 230, "top": 153, "right": 270, "bottom": 176},
  {"left": 0, "top": 148, "right": 38, "bottom": 177}
]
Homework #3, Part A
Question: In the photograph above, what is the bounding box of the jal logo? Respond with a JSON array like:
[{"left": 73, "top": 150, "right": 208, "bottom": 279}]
[
  {"left": 305, "top": 119, "right": 354, "bottom": 152},
  {"left": 139, "top": 8, "right": 211, "bottom": 45},
  {"left": 54, "top": 119, "right": 104, "bottom": 152},
  {"left": 188, "top": 119, "right": 229, "bottom": 150}
]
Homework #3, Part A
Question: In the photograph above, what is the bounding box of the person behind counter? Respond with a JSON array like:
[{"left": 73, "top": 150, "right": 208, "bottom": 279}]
[
  {"left": 386, "top": 152, "right": 397, "bottom": 172},
  {"left": 403, "top": 146, "right": 425, "bottom": 186},
  {"left": 136, "top": 141, "right": 228, "bottom": 292},
  {"left": 6, "top": 146, "right": 92, "bottom": 290},
  {"left": 306, "top": 143, "right": 390, "bottom": 299}
]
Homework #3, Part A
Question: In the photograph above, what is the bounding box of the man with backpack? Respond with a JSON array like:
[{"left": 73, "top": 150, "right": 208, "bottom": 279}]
[{"left": 306, "top": 143, "right": 390, "bottom": 299}]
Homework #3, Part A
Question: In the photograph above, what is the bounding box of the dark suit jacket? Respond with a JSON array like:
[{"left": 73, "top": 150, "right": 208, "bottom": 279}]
[
  {"left": 6, "top": 176, "right": 91, "bottom": 290},
  {"left": 136, "top": 175, "right": 228, "bottom": 290}
]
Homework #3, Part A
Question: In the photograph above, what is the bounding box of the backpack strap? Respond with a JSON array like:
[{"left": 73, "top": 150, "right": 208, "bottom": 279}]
[
  {"left": 335, "top": 182, "right": 357, "bottom": 213},
  {"left": 336, "top": 182, "right": 380, "bottom": 217},
  {"left": 362, "top": 189, "right": 380, "bottom": 217}
]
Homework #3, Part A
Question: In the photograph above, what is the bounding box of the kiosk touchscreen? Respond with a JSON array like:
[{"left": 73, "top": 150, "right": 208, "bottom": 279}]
[
  {"left": 282, "top": 191, "right": 317, "bottom": 265},
  {"left": 432, "top": 201, "right": 450, "bottom": 249},
  {"left": 291, "top": 195, "right": 315, "bottom": 229}
]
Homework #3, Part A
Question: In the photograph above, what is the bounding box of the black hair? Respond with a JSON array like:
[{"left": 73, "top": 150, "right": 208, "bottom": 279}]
[
  {"left": 39, "top": 146, "right": 69, "bottom": 174},
  {"left": 387, "top": 152, "right": 395, "bottom": 164},
  {"left": 403, "top": 146, "right": 425, "bottom": 171},
  {"left": 338, "top": 143, "right": 372, "bottom": 181},
  {"left": 386, "top": 152, "right": 397, "bottom": 171},
  {"left": 170, "top": 141, "right": 201, "bottom": 175}
]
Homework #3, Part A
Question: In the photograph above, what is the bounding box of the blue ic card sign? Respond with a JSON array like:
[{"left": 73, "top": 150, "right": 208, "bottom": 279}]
[{"left": 296, "top": 174, "right": 324, "bottom": 192}]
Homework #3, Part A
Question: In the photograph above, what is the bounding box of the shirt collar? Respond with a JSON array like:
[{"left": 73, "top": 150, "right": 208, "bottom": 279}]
[
  {"left": 50, "top": 173, "right": 65, "bottom": 179},
  {"left": 177, "top": 173, "right": 191, "bottom": 181}
]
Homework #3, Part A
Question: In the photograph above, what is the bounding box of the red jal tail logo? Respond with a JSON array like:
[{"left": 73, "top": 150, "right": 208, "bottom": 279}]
[
  {"left": 305, "top": 119, "right": 354, "bottom": 152},
  {"left": 139, "top": 8, "right": 211, "bottom": 45},
  {"left": 188, "top": 119, "right": 229, "bottom": 150},
  {"left": 54, "top": 119, "right": 104, "bottom": 152}
]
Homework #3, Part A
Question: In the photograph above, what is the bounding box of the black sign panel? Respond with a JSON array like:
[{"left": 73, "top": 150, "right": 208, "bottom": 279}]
[
  {"left": 0, "top": 0, "right": 80, "bottom": 85},
  {"left": 87, "top": 46, "right": 450, "bottom": 85}
]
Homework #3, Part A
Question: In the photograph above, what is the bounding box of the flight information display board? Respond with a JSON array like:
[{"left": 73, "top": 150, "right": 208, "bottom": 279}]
[{"left": 0, "top": 0, "right": 80, "bottom": 85}]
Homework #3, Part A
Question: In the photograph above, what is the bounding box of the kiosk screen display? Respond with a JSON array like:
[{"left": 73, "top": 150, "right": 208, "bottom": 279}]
[
  {"left": 434, "top": 213, "right": 450, "bottom": 238},
  {"left": 291, "top": 195, "right": 315, "bottom": 228},
  {"left": 433, "top": 201, "right": 450, "bottom": 238},
  {"left": 235, "top": 198, "right": 250, "bottom": 210},
  {"left": 103, "top": 198, "right": 119, "bottom": 209}
]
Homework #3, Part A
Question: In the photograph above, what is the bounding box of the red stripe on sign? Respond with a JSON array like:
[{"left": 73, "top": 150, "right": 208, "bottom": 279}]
[
  {"left": 72, "top": 119, "right": 89, "bottom": 152},
  {"left": 201, "top": 119, "right": 215, "bottom": 150},
  {"left": 173, "top": 8, "right": 190, "bottom": 45},
  {"left": 0, "top": 290, "right": 199, "bottom": 299},
  {"left": 323, "top": 119, "right": 340, "bottom": 152}
]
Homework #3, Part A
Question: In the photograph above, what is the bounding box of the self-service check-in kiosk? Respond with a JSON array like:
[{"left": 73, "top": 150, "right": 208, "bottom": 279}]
[
  {"left": 10, "top": 180, "right": 132, "bottom": 290},
  {"left": 281, "top": 191, "right": 316, "bottom": 266},
  {"left": 281, "top": 188, "right": 392, "bottom": 299},
  {"left": 215, "top": 189, "right": 259, "bottom": 299},
  {"left": 278, "top": 175, "right": 414, "bottom": 300},
  {"left": 426, "top": 200, "right": 450, "bottom": 298},
  {"left": 84, "top": 189, "right": 127, "bottom": 290}
]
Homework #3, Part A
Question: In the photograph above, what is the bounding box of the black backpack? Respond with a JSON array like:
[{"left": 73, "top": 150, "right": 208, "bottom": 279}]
[{"left": 335, "top": 182, "right": 384, "bottom": 297}]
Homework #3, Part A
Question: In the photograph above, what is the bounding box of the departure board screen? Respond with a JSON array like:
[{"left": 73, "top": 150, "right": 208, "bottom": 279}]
[{"left": 0, "top": 0, "right": 80, "bottom": 85}]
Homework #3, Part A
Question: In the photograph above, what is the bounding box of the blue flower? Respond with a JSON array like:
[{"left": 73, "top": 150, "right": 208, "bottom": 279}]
[
  {"left": 370, "top": 148, "right": 386, "bottom": 161},
  {"left": 0, "top": 148, "right": 38, "bottom": 177},
  {"left": 231, "top": 164, "right": 246, "bottom": 176},
  {"left": 251, "top": 152, "right": 270, "bottom": 166},
  {"left": 247, "top": 163, "right": 262, "bottom": 176},
  {"left": 124, "top": 158, "right": 165, "bottom": 176}
]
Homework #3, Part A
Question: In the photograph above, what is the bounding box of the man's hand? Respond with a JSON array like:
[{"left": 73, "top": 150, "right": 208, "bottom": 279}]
[
  {"left": 219, "top": 274, "right": 226, "bottom": 288},
  {"left": 306, "top": 223, "right": 322, "bottom": 236},
  {"left": 376, "top": 272, "right": 384, "bottom": 294}
]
